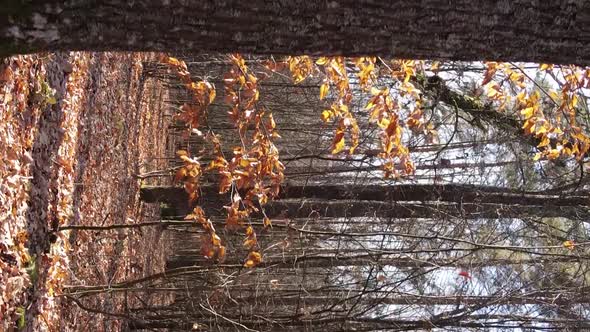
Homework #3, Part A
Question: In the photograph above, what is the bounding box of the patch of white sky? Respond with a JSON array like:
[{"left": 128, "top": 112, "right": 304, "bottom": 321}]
[{"left": 314, "top": 213, "right": 555, "bottom": 327}]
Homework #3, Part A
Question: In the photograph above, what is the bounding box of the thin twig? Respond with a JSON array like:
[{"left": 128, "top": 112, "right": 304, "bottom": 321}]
[{"left": 199, "top": 303, "right": 260, "bottom": 332}]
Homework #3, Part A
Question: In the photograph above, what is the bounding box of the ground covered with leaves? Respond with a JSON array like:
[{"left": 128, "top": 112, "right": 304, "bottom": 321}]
[{"left": 0, "top": 52, "right": 173, "bottom": 331}]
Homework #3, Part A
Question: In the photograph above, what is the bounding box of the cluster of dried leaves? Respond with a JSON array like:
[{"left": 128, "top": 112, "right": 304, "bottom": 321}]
[
  {"left": 0, "top": 54, "right": 77, "bottom": 330},
  {"left": 275, "top": 56, "right": 433, "bottom": 177},
  {"left": 60, "top": 53, "right": 172, "bottom": 331},
  {"left": 162, "top": 54, "right": 590, "bottom": 269},
  {"left": 0, "top": 55, "right": 37, "bottom": 328},
  {"left": 0, "top": 53, "right": 86, "bottom": 330},
  {"left": 162, "top": 54, "right": 285, "bottom": 267},
  {"left": 1, "top": 52, "right": 172, "bottom": 331},
  {"left": 483, "top": 62, "right": 590, "bottom": 161}
]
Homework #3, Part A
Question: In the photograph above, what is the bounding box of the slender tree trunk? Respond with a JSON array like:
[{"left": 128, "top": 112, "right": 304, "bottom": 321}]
[
  {"left": 261, "top": 199, "right": 589, "bottom": 219},
  {"left": 199, "top": 293, "right": 590, "bottom": 307},
  {"left": 2, "top": 1, "right": 590, "bottom": 65},
  {"left": 140, "top": 184, "right": 590, "bottom": 210},
  {"left": 133, "top": 310, "right": 590, "bottom": 330},
  {"left": 165, "top": 254, "right": 583, "bottom": 270},
  {"left": 140, "top": 192, "right": 590, "bottom": 220}
]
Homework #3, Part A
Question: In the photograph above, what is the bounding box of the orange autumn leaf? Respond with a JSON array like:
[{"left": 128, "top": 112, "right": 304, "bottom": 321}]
[
  {"left": 244, "top": 251, "right": 262, "bottom": 268},
  {"left": 212, "top": 234, "right": 222, "bottom": 247},
  {"left": 243, "top": 237, "right": 257, "bottom": 249},
  {"left": 316, "top": 57, "right": 329, "bottom": 65},
  {"left": 166, "top": 57, "right": 183, "bottom": 68},
  {"left": 482, "top": 62, "right": 498, "bottom": 85},
  {"left": 174, "top": 167, "right": 187, "bottom": 182},
  {"left": 563, "top": 240, "right": 575, "bottom": 250},
  {"left": 540, "top": 63, "right": 554, "bottom": 71}
]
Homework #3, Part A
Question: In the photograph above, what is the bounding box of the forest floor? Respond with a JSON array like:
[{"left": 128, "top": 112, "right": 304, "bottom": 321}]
[{"left": 1, "top": 52, "right": 174, "bottom": 331}]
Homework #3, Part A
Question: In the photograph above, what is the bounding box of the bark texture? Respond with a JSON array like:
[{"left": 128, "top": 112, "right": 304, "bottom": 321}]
[
  {"left": 140, "top": 185, "right": 590, "bottom": 220},
  {"left": 140, "top": 184, "right": 590, "bottom": 207},
  {"left": 2, "top": 1, "right": 590, "bottom": 65}
]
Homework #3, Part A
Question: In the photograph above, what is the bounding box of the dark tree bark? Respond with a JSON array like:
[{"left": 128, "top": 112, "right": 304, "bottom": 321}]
[
  {"left": 2, "top": 1, "right": 590, "bottom": 65},
  {"left": 260, "top": 199, "right": 589, "bottom": 220},
  {"left": 140, "top": 184, "right": 590, "bottom": 220},
  {"left": 140, "top": 184, "right": 590, "bottom": 207}
]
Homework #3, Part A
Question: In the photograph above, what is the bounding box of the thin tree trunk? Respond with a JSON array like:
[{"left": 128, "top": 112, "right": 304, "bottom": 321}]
[
  {"left": 197, "top": 293, "right": 590, "bottom": 307},
  {"left": 2, "top": 1, "right": 590, "bottom": 65},
  {"left": 140, "top": 184, "right": 590, "bottom": 208},
  {"left": 140, "top": 186, "right": 590, "bottom": 220},
  {"left": 165, "top": 254, "right": 583, "bottom": 270},
  {"left": 134, "top": 309, "right": 590, "bottom": 330},
  {"left": 260, "top": 199, "right": 589, "bottom": 220}
]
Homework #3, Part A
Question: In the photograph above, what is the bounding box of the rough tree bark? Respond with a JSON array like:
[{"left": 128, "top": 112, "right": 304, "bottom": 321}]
[
  {"left": 2, "top": 1, "right": 590, "bottom": 65},
  {"left": 139, "top": 184, "right": 590, "bottom": 220},
  {"left": 140, "top": 184, "right": 590, "bottom": 207}
]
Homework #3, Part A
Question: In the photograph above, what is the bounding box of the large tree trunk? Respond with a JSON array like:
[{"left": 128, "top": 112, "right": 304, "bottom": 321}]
[{"left": 2, "top": 1, "right": 590, "bottom": 65}]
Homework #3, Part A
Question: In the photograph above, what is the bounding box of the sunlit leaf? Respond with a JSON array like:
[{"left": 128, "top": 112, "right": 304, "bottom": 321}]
[
  {"left": 520, "top": 107, "right": 535, "bottom": 119},
  {"left": 217, "top": 246, "right": 226, "bottom": 261},
  {"left": 174, "top": 167, "right": 188, "bottom": 182},
  {"left": 537, "top": 136, "right": 550, "bottom": 148},
  {"left": 321, "top": 110, "right": 332, "bottom": 122},
  {"left": 320, "top": 83, "right": 329, "bottom": 100},
  {"left": 547, "top": 149, "right": 560, "bottom": 159},
  {"left": 540, "top": 63, "right": 554, "bottom": 71},
  {"left": 316, "top": 57, "right": 329, "bottom": 65}
]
